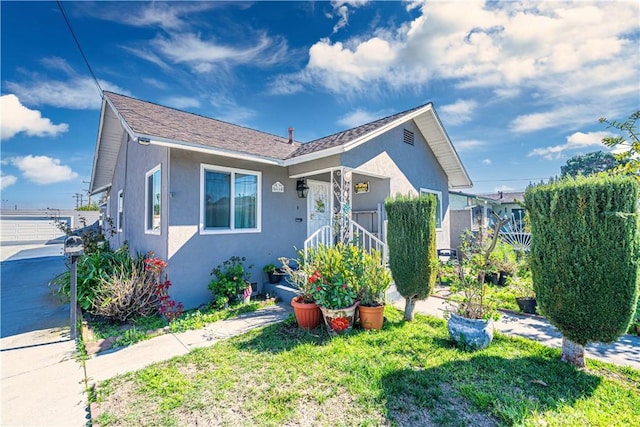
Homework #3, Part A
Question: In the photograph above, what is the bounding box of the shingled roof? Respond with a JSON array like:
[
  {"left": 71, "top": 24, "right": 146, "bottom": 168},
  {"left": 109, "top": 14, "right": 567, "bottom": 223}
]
[
  {"left": 288, "top": 103, "right": 428, "bottom": 158},
  {"left": 104, "top": 92, "right": 300, "bottom": 160},
  {"left": 91, "top": 92, "right": 472, "bottom": 193}
]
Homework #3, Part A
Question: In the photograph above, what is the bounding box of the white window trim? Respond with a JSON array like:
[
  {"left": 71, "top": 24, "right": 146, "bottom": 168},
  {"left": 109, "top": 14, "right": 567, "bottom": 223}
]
[
  {"left": 117, "top": 189, "right": 124, "bottom": 232},
  {"left": 106, "top": 196, "right": 111, "bottom": 218},
  {"left": 145, "top": 164, "right": 162, "bottom": 235},
  {"left": 200, "top": 163, "right": 262, "bottom": 235},
  {"left": 420, "top": 188, "right": 443, "bottom": 231}
]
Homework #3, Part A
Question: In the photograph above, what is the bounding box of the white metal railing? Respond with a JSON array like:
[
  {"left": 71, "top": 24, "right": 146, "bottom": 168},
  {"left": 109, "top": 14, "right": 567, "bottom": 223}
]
[
  {"left": 304, "top": 225, "right": 333, "bottom": 256},
  {"left": 350, "top": 219, "right": 387, "bottom": 262},
  {"left": 303, "top": 220, "right": 387, "bottom": 262}
]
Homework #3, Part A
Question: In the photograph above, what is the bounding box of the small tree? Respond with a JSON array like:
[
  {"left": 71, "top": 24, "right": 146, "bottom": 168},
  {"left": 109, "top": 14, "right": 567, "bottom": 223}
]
[
  {"left": 525, "top": 175, "right": 639, "bottom": 367},
  {"left": 600, "top": 110, "right": 640, "bottom": 177},
  {"left": 560, "top": 151, "right": 622, "bottom": 177},
  {"left": 385, "top": 193, "right": 438, "bottom": 321}
]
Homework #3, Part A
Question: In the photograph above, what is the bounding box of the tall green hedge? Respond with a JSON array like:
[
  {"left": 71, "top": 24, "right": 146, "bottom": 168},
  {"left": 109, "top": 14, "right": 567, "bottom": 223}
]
[
  {"left": 524, "top": 175, "right": 639, "bottom": 345},
  {"left": 385, "top": 194, "right": 438, "bottom": 306}
]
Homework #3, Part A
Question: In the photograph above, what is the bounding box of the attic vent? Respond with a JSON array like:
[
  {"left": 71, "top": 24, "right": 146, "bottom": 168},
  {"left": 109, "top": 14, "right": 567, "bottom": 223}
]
[{"left": 403, "top": 129, "right": 414, "bottom": 145}]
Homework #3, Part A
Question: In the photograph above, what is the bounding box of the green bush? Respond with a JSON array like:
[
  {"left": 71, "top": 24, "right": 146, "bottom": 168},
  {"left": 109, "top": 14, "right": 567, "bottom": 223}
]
[
  {"left": 385, "top": 193, "right": 438, "bottom": 320},
  {"left": 50, "top": 245, "right": 137, "bottom": 311},
  {"left": 208, "top": 256, "right": 253, "bottom": 306},
  {"left": 524, "top": 175, "right": 639, "bottom": 346}
]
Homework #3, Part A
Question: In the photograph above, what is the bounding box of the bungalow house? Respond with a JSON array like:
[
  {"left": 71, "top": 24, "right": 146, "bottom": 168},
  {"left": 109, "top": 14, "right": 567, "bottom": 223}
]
[{"left": 89, "top": 92, "right": 472, "bottom": 308}]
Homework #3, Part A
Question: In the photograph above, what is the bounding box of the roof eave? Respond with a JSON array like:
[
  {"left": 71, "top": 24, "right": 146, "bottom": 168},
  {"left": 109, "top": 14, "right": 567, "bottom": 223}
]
[
  {"left": 88, "top": 97, "right": 108, "bottom": 194},
  {"left": 137, "top": 134, "right": 285, "bottom": 166}
]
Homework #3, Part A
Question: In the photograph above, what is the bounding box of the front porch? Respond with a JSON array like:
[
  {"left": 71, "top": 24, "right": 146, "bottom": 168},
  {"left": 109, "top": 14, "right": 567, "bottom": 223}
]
[{"left": 292, "top": 167, "right": 389, "bottom": 260}]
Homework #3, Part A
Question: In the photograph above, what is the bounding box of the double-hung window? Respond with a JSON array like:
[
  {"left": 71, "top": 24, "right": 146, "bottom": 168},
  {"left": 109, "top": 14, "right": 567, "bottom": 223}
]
[
  {"left": 420, "top": 188, "right": 442, "bottom": 230},
  {"left": 200, "top": 164, "right": 261, "bottom": 234},
  {"left": 145, "top": 165, "right": 161, "bottom": 234}
]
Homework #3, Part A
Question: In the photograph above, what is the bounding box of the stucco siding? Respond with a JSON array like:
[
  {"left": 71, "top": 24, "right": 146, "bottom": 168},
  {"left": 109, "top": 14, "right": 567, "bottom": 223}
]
[
  {"left": 167, "top": 149, "right": 306, "bottom": 308},
  {"left": 342, "top": 121, "right": 451, "bottom": 248},
  {"left": 287, "top": 154, "right": 341, "bottom": 177},
  {"left": 107, "top": 135, "right": 169, "bottom": 262}
]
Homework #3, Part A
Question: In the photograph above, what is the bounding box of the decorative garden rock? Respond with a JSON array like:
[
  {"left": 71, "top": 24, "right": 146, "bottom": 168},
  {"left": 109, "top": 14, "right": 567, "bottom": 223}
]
[{"left": 447, "top": 313, "right": 494, "bottom": 350}]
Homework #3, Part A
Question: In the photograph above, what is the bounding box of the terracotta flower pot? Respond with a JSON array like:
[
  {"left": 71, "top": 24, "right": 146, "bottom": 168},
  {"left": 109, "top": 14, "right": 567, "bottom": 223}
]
[
  {"left": 291, "top": 297, "right": 322, "bottom": 330},
  {"left": 358, "top": 304, "right": 385, "bottom": 330},
  {"left": 319, "top": 302, "right": 359, "bottom": 336}
]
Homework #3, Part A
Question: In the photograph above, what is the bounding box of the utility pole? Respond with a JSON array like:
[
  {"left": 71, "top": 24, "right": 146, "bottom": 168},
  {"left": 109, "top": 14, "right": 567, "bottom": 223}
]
[{"left": 73, "top": 193, "right": 84, "bottom": 209}]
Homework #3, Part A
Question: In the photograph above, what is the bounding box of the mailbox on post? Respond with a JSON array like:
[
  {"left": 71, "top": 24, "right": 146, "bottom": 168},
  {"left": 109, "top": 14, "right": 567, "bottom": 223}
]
[
  {"left": 63, "top": 235, "right": 84, "bottom": 257},
  {"left": 64, "top": 236, "right": 83, "bottom": 340}
]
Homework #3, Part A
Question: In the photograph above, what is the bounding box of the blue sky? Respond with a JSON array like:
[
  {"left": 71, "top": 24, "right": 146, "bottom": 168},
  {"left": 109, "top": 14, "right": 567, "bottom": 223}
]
[{"left": 1, "top": 1, "right": 638, "bottom": 209}]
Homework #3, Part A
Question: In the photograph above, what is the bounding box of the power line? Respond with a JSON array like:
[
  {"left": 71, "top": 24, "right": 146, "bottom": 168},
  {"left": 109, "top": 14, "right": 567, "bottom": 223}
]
[
  {"left": 56, "top": 1, "right": 102, "bottom": 96},
  {"left": 473, "top": 177, "right": 552, "bottom": 183}
]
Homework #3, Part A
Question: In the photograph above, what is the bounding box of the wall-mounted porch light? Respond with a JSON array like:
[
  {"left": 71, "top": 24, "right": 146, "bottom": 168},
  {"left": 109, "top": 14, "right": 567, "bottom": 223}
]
[{"left": 296, "top": 178, "right": 309, "bottom": 198}]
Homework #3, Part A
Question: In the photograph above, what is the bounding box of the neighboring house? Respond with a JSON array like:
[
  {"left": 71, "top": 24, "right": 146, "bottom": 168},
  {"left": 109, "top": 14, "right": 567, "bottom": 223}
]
[
  {"left": 89, "top": 92, "right": 472, "bottom": 308},
  {"left": 449, "top": 190, "right": 528, "bottom": 250}
]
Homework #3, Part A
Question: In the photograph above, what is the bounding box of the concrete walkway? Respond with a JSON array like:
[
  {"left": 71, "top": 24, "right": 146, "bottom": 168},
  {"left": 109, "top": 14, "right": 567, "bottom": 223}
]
[
  {"left": 394, "top": 296, "right": 640, "bottom": 370},
  {"left": 85, "top": 304, "right": 292, "bottom": 383}
]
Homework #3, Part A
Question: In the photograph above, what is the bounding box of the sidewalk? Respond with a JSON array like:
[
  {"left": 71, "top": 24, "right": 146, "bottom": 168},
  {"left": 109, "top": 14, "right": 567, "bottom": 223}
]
[
  {"left": 85, "top": 304, "right": 292, "bottom": 383},
  {"left": 393, "top": 296, "right": 640, "bottom": 370}
]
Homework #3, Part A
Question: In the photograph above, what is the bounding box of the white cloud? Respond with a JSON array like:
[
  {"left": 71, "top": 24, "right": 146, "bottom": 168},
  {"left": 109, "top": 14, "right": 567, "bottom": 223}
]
[
  {"left": 163, "top": 96, "right": 201, "bottom": 110},
  {"left": 0, "top": 174, "right": 18, "bottom": 190},
  {"left": 0, "top": 95, "right": 69, "bottom": 140},
  {"left": 209, "top": 96, "right": 256, "bottom": 126},
  {"left": 337, "top": 108, "right": 381, "bottom": 128},
  {"left": 275, "top": 1, "right": 638, "bottom": 133},
  {"left": 527, "top": 131, "right": 613, "bottom": 160},
  {"left": 6, "top": 77, "right": 128, "bottom": 110},
  {"left": 146, "top": 32, "right": 288, "bottom": 73},
  {"left": 10, "top": 155, "right": 78, "bottom": 184},
  {"left": 482, "top": 158, "right": 492, "bottom": 165},
  {"left": 454, "top": 139, "right": 485, "bottom": 152},
  {"left": 439, "top": 99, "right": 478, "bottom": 125},
  {"left": 85, "top": 1, "right": 223, "bottom": 31},
  {"left": 330, "top": 1, "right": 370, "bottom": 33}
]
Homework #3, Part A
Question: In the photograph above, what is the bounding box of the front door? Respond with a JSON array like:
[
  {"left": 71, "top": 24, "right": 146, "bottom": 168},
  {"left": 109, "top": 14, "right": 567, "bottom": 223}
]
[{"left": 307, "top": 180, "right": 332, "bottom": 237}]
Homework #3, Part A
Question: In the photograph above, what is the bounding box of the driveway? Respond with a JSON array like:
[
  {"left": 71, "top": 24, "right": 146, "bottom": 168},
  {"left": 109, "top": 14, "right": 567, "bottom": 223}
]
[
  {"left": 1, "top": 246, "right": 68, "bottom": 345},
  {"left": 1, "top": 244, "right": 86, "bottom": 426}
]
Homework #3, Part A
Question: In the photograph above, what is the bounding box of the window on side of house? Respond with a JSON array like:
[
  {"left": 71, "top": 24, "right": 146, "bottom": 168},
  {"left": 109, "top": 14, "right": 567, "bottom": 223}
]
[
  {"left": 145, "top": 165, "right": 161, "bottom": 234},
  {"left": 117, "top": 190, "right": 124, "bottom": 232},
  {"left": 200, "top": 164, "right": 261, "bottom": 234},
  {"left": 420, "top": 188, "right": 442, "bottom": 230}
]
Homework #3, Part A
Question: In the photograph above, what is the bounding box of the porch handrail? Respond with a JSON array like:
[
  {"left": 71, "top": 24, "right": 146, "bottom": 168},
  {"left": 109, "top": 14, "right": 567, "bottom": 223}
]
[
  {"left": 304, "top": 225, "right": 333, "bottom": 256},
  {"left": 349, "top": 220, "right": 387, "bottom": 262},
  {"left": 303, "top": 221, "right": 387, "bottom": 262}
]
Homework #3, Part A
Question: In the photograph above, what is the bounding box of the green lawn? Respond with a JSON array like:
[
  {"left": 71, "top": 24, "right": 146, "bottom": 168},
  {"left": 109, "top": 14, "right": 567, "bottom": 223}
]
[{"left": 94, "top": 308, "right": 640, "bottom": 426}]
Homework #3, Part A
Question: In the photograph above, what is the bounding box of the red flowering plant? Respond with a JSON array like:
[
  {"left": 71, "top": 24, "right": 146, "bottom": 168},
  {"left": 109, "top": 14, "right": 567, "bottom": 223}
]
[
  {"left": 144, "top": 252, "right": 184, "bottom": 322},
  {"left": 309, "top": 271, "right": 357, "bottom": 310}
]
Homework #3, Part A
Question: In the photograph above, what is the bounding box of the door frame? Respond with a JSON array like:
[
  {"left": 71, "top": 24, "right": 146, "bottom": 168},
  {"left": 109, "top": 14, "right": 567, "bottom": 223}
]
[{"left": 306, "top": 179, "right": 333, "bottom": 237}]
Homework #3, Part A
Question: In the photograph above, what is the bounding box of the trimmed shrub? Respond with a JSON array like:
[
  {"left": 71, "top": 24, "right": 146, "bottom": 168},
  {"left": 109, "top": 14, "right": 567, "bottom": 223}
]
[
  {"left": 525, "top": 175, "right": 639, "bottom": 350},
  {"left": 385, "top": 193, "right": 438, "bottom": 320}
]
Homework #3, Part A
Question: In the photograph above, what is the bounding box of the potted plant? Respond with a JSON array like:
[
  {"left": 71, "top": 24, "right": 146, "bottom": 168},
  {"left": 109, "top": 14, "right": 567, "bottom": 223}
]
[
  {"left": 491, "top": 242, "right": 517, "bottom": 286},
  {"left": 510, "top": 259, "right": 537, "bottom": 314},
  {"left": 279, "top": 256, "right": 322, "bottom": 330},
  {"left": 310, "top": 271, "right": 359, "bottom": 336},
  {"left": 208, "top": 256, "right": 253, "bottom": 307},
  {"left": 445, "top": 216, "right": 509, "bottom": 350},
  {"left": 263, "top": 263, "right": 282, "bottom": 284},
  {"left": 357, "top": 249, "right": 393, "bottom": 330}
]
